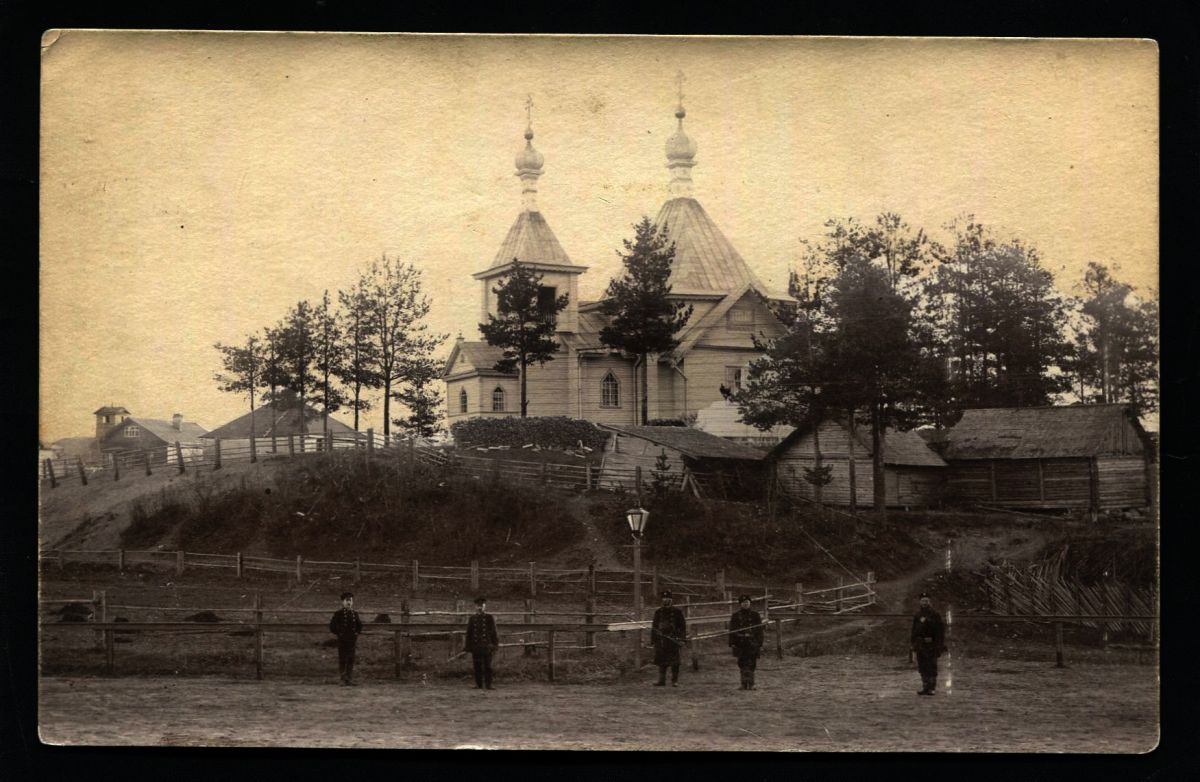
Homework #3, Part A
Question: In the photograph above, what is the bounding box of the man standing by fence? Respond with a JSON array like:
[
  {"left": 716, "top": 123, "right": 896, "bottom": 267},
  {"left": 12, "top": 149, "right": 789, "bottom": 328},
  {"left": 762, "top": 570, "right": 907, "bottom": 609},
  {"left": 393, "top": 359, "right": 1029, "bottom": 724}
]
[
  {"left": 729, "top": 595, "right": 764, "bottom": 691},
  {"left": 465, "top": 596, "right": 499, "bottom": 690},
  {"left": 911, "top": 592, "right": 945, "bottom": 696},
  {"left": 651, "top": 590, "right": 687, "bottom": 687},
  {"left": 329, "top": 591, "right": 363, "bottom": 686}
]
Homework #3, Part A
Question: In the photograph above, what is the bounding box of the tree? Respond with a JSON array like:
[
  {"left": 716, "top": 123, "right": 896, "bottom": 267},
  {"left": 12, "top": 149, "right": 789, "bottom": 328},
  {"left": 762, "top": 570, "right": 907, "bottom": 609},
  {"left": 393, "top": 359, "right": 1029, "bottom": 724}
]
[
  {"left": 1073, "top": 262, "right": 1158, "bottom": 416},
  {"left": 923, "top": 218, "right": 1071, "bottom": 410},
  {"left": 392, "top": 352, "right": 445, "bottom": 439},
  {"left": 272, "top": 301, "right": 320, "bottom": 434},
  {"left": 477, "top": 259, "right": 569, "bottom": 417},
  {"left": 213, "top": 334, "right": 264, "bottom": 437},
  {"left": 650, "top": 448, "right": 675, "bottom": 501},
  {"left": 728, "top": 215, "right": 925, "bottom": 515},
  {"left": 599, "top": 218, "right": 693, "bottom": 425},
  {"left": 336, "top": 277, "right": 383, "bottom": 431},
  {"left": 312, "top": 290, "right": 350, "bottom": 436},
  {"left": 358, "top": 255, "right": 446, "bottom": 440}
]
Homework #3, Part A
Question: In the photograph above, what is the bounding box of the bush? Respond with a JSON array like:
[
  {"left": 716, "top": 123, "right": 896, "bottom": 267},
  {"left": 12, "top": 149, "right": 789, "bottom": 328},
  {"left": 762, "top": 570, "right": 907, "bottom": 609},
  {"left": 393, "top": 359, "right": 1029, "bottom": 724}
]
[
  {"left": 450, "top": 416, "right": 608, "bottom": 451},
  {"left": 646, "top": 418, "right": 687, "bottom": 427}
]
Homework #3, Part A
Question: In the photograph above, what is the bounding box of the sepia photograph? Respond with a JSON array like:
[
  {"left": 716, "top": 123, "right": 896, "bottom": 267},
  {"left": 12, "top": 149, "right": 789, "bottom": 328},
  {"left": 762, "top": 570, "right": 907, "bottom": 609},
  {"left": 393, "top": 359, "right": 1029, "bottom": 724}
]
[{"left": 37, "top": 32, "right": 1159, "bottom": 751}]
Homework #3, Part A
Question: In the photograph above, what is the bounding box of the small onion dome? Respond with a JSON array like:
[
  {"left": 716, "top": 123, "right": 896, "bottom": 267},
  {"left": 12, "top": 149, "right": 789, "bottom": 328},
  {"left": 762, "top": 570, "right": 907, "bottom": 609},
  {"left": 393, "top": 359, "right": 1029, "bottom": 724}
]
[
  {"left": 665, "top": 106, "right": 697, "bottom": 163},
  {"left": 515, "top": 126, "right": 544, "bottom": 173}
]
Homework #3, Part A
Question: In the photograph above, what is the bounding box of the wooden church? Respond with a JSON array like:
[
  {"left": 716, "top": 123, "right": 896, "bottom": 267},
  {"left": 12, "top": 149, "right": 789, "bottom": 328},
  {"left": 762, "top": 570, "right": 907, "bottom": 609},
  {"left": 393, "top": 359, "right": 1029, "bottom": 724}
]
[{"left": 443, "top": 92, "right": 794, "bottom": 429}]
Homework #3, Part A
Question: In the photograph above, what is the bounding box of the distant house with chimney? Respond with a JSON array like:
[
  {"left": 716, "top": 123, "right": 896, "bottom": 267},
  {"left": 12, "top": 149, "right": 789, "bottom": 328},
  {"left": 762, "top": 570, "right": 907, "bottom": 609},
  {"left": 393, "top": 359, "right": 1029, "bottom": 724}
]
[
  {"left": 202, "top": 400, "right": 363, "bottom": 442},
  {"left": 98, "top": 411, "right": 208, "bottom": 466}
]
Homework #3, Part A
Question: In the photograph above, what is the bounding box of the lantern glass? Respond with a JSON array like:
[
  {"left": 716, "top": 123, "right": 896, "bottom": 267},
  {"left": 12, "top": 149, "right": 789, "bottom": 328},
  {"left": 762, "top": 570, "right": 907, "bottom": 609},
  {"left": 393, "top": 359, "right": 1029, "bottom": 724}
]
[{"left": 625, "top": 507, "right": 649, "bottom": 536}]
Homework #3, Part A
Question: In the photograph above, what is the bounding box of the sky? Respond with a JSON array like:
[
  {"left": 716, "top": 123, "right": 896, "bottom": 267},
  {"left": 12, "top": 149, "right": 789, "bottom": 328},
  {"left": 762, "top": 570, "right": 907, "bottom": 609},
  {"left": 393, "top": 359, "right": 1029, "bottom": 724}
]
[{"left": 39, "top": 33, "right": 1158, "bottom": 442}]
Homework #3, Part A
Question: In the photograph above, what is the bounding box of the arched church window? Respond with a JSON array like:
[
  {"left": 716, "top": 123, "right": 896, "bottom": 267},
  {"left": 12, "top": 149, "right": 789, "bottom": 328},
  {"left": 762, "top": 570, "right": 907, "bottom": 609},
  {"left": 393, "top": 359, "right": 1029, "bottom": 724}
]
[
  {"left": 492, "top": 386, "right": 506, "bottom": 412},
  {"left": 459, "top": 388, "right": 468, "bottom": 413},
  {"left": 601, "top": 371, "right": 620, "bottom": 408}
]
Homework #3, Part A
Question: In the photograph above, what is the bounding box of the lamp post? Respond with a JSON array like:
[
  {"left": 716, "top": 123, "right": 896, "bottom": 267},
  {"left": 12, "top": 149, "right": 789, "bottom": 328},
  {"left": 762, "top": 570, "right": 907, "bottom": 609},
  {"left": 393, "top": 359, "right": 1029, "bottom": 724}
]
[{"left": 626, "top": 507, "right": 650, "bottom": 668}]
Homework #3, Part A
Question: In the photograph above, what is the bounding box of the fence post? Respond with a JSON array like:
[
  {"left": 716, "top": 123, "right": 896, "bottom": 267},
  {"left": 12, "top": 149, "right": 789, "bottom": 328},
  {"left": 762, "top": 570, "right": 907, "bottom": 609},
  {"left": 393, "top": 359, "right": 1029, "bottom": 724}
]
[
  {"left": 529, "top": 562, "right": 537, "bottom": 597},
  {"left": 547, "top": 629, "right": 556, "bottom": 682},
  {"left": 367, "top": 428, "right": 374, "bottom": 456},
  {"left": 470, "top": 560, "right": 480, "bottom": 591},
  {"left": 175, "top": 550, "right": 184, "bottom": 576},
  {"left": 1055, "top": 622, "right": 1065, "bottom": 668},
  {"left": 652, "top": 565, "right": 659, "bottom": 600},
  {"left": 691, "top": 626, "right": 702, "bottom": 672},
  {"left": 118, "top": 549, "right": 125, "bottom": 572},
  {"left": 763, "top": 585, "right": 771, "bottom": 624},
  {"left": 299, "top": 434, "right": 306, "bottom": 453},
  {"left": 585, "top": 463, "right": 593, "bottom": 490},
  {"left": 393, "top": 627, "right": 402, "bottom": 679},
  {"left": 236, "top": 552, "right": 243, "bottom": 579},
  {"left": 253, "top": 591, "right": 263, "bottom": 680},
  {"left": 144, "top": 450, "right": 152, "bottom": 476},
  {"left": 175, "top": 441, "right": 185, "bottom": 474},
  {"left": 354, "top": 559, "right": 361, "bottom": 585},
  {"left": 399, "top": 599, "right": 412, "bottom": 670},
  {"left": 288, "top": 435, "right": 295, "bottom": 457},
  {"left": 450, "top": 600, "right": 465, "bottom": 660},
  {"left": 775, "top": 618, "right": 784, "bottom": 660},
  {"left": 524, "top": 599, "right": 535, "bottom": 657},
  {"left": 100, "top": 590, "right": 113, "bottom": 675},
  {"left": 587, "top": 563, "right": 596, "bottom": 596},
  {"left": 49, "top": 459, "right": 60, "bottom": 488},
  {"left": 411, "top": 559, "right": 419, "bottom": 592},
  {"left": 867, "top": 571, "right": 876, "bottom": 605},
  {"left": 77, "top": 458, "right": 89, "bottom": 486},
  {"left": 112, "top": 456, "right": 120, "bottom": 482},
  {"left": 836, "top": 577, "right": 844, "bottom": 613},
  {"left": 295, "top": 555, "right": 303, "bottom": 584},
  {"left": 585, "top": 597, "right": 596, "bottom": 651},
  {"left": 716, "top": 568, "right": 726, "bottom": 598},
  {"left": 250, "top": 436, "right": 258, "bottom": 464},
  {"left": 326, "top": 430, "right": 333, "bottom": 454},
  {"left": 214, "top": 439, "right": 222, "bottom": 470},
  {"left": 271, "top": 435, "right": 278, "bottom": 454},
  {"left": 795, "top": 583, "right": 803, "bottom": 614}
]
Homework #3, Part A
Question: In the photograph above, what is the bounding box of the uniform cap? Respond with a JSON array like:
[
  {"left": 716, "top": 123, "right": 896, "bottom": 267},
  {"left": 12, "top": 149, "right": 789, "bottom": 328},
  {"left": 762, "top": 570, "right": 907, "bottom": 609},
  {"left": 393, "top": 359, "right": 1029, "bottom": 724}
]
[
  {"left": 340, "top": 592, "right": 354, "bottom": 600},
  {"left": 474, "top": 596, "right": 487, "bottom": 605},
  {"left": 919, "top": 592, "right": 931, "bottom": 599},
  {"left": 738, "top": 594, "right": 752, "bottom": 603},
  {"left": 661, "top": 590, "right": 673, "bottom": 598}
]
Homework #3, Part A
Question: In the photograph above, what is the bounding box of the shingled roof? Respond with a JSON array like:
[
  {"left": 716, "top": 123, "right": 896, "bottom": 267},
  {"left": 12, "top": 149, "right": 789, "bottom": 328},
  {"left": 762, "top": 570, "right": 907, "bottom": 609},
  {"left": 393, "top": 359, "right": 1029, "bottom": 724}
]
[
  {"left": 654, "top": 198, "right": 792, "bottom": 302},
  {"left": 202, "top": 403, "right": 360, "bottom": 440},
  {"left": 442, "top": 340, "right": 518, "bottom": 378},
  {"left": 941, "top": 404, "right": 1150, "bottom": 460},
  {"left": 598, "top": 423, "right": 768, "bottom": 461},
  {"left": 488, "top": 211, "right": 578, "bottom": 269},
  {"left": 770, "top": 417, "right": 947, "bottom": 467}
]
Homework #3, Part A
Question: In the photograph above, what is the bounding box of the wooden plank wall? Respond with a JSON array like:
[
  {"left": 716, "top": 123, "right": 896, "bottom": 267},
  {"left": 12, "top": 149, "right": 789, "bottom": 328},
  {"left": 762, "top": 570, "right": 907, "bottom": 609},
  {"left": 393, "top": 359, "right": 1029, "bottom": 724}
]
[{"left": 1096, "top": 456, "right": 1149, "bottom": 509}]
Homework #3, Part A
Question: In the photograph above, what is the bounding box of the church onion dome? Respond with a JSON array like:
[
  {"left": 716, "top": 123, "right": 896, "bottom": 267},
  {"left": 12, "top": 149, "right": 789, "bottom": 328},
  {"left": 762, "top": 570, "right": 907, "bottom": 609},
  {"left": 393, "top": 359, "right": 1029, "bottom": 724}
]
[
  {"left": 665, "top": 107, "right": 697, "bottom": 165},
  {"left": 515, "top": 126, "right": 544, "bottom": 174}
]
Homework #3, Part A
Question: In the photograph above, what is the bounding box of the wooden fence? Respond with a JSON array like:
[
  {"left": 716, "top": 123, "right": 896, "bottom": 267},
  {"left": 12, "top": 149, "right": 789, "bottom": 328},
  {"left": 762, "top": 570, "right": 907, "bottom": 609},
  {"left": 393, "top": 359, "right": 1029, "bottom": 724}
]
[
  {"left": 982, "top": 562, "right": 1156, "bottom": 639},
  {"left": 38, "top": 548, "right": 876, "bottom": 613}
]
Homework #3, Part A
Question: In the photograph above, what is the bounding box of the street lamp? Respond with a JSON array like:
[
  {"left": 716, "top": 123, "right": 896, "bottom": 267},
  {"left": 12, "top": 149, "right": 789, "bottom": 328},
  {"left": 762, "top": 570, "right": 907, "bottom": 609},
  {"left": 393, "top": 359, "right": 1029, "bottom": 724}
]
[{"left": 626, "top": 507, "right": 649, "bottom": 667}]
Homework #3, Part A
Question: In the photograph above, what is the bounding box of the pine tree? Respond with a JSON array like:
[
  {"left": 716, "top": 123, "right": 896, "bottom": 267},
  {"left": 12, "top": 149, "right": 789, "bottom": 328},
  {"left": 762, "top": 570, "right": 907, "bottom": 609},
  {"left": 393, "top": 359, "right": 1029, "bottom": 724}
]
[
  {"left": 213, "top": 334, "right": 264, "bottom": 437},
  {"left": 599, "top": 218, "right": 693, "bottom": 425},
  {"left": 477, "top": 259, "right": 569, "bottom": 417},
  {"left": 336, "top": 277, "right": 382, "bottom": 431}
]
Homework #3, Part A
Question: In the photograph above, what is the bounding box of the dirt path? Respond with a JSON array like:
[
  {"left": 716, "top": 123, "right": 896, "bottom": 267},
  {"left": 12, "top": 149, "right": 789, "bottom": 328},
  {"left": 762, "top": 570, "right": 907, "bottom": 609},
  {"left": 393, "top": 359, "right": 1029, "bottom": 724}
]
[{"left": 38, "top": 654, "right": 1157, "bottom": 751}]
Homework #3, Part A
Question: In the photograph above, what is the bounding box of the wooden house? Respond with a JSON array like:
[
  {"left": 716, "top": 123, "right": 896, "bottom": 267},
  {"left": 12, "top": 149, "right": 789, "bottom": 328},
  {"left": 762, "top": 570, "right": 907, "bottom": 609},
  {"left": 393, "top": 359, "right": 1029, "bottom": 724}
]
[
  {"left": 596, "top": 423, "right": 768, "bottom": 499},
  {"left": 202, "top": 401, "right": 363, "bottom": 441},
  {"left": 99, "top": 414, "right": 208, "bottom": 465},
  {"left": 770, "top": 417, "right": 947, "bottom": 508},
  {"left": 940, "top": 404, "right": 1154, "bottom": 511}
]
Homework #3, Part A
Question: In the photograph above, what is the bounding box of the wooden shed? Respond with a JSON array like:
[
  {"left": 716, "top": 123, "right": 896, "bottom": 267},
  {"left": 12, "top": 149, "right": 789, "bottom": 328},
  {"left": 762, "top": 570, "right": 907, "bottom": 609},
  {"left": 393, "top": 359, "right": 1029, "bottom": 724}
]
[
  {"left": 770, "top": 417, "right": 947, "bottom": 508},
  {"left": 941, "top": 404, "right": 1154, "bottom": 511},
  {"left": 596, "top": 424, "right": 768, "bottom": 499}
]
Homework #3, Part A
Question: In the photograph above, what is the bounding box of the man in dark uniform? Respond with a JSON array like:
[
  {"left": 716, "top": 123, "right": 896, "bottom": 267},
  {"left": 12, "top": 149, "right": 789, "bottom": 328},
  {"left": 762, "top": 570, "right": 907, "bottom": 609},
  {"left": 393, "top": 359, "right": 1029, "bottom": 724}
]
[
  {"left": 910, "top": 592, "right": 946, "bottom": 696},
  {"left": 464, "top": 596, "right": 500, "bottom": 690},
  {"left": 329, "top": 591, "right": 363, "bottom": 685},
  {"left": 651, "top": 589, "right": 687, "bottom": 687},
  {"left": 729, "top": 594, "right": 764, "bottom": 690}
]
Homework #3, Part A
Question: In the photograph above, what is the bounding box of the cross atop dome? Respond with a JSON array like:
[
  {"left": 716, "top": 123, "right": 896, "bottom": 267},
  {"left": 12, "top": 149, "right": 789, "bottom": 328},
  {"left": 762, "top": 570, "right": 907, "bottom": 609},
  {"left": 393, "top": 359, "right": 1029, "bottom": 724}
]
[
  {"left": 665, "top": 71, "right": 698, "bottom": 198},
  {"left": 514, "top": 94, "right": 545, "bottom": 212}
]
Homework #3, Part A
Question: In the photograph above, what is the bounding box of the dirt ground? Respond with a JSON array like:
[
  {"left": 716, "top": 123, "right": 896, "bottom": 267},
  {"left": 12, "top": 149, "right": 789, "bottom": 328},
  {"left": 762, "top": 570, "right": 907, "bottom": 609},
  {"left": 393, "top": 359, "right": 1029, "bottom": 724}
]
[{"left": 38, "top": 653, "right": 1157, "bottom": 752}]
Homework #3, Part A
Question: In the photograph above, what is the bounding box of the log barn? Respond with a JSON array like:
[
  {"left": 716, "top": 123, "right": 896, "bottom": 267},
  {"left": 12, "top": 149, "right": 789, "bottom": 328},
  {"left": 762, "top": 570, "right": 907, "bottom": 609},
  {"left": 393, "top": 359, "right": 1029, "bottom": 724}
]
[
  {"left": 940, "top": 404, "right": 1154, "bottom": 511},
  {"left": 770, "top": 417, "right": 947, "bottom": 508}
]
